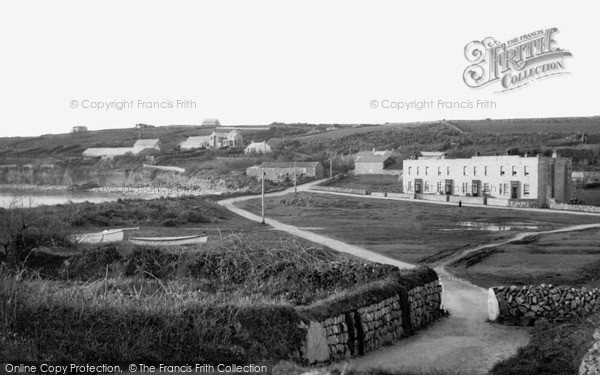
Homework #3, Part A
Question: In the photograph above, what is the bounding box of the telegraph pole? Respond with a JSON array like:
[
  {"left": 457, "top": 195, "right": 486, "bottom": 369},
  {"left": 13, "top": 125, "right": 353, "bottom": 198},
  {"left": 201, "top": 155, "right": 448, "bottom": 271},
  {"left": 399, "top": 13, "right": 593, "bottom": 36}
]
[
  {"left": 330, "top": 157, "right": 333, "bottom": 179},
  {"left": 294, "top": 161, "right": 297, "bottom": 197},
  {"left": 261, "top": 171, "right": 266, "bottom": 224}
]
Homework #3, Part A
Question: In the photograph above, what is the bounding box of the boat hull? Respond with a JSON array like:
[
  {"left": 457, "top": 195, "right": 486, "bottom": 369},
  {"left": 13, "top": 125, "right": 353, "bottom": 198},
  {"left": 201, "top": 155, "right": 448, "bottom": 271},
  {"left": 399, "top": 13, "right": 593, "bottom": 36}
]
[
  {"left": 72, "top": 229, "right": 124, "bottom": 244},
  {"left": 129, "top": 235, "right": 208, "bottom": 246}
]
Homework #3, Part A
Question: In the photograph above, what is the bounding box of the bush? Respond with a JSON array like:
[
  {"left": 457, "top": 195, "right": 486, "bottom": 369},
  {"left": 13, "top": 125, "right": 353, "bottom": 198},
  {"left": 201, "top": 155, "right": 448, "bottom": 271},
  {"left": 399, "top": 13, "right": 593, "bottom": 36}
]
[
  {"left": 161, "top": 218, "right": 184, "bottom": 227},
  {"left": 180, "top": 210, "right": 211, "bottom": 224}
]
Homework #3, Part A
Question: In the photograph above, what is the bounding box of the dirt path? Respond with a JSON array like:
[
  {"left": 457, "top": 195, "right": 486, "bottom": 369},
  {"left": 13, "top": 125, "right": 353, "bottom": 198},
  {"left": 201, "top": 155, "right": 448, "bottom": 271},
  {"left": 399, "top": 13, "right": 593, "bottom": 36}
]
[{"left": 217, "top": 183, "right": 600, "bottom": 374}]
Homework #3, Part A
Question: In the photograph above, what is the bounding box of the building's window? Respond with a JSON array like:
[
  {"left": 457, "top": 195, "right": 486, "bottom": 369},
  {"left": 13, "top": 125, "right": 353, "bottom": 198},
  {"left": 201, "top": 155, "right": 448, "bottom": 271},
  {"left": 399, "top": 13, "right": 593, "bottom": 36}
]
[
  {"left": 463, "top": 166, "right": 467, "bottom": 176},
  {"left": 425, "top": 167, "right": 429, "bottom": 175},
  {"left": 484, "top": 166, "right": 488, "bottom": 176},
  {"left": 447, "top": 166, "right": 450, "bottom": 175},
  {"left": 524, "top": 166, "right": 529, "bottom": 176},
  {"left": 512, "top": 166, "right": 517, "bottom": 176},
  {"left": 462, "top": 182, "right": 468, "bottom": 193},
  {"left": 499, "top": 183, "right": 503, "bottom": 195},
  {"left": 500, "top": 166, "right": 505, "bottom": 176},
  {"left": 524, "top": 184, "right": 531, "bottom": 196},
  {"left": 473, "top": 166, "right": 477, "bottom": 176},
  {"left": 437, "top": 181, "right": 443, "bottom": 192},
  {"left": 424, "top": 182, "right": 430, "bottom": 192},
  {"left": 416, "top": 167, "right": 420, "bottom": 175},
  {"left": 438, "top": 166, "right": 442, "bottom": 175},
  {"left": 483, "top": 183, "right": 490, "bottom": 194},
  {"left": 408, "top": 181, "right": 412, "bottom": 191},
  {"left": 408, "top": 167, "right": 412, "bottom": 175},
  {"left": 503, "top": 183, "right": 509, "bottom": 196}
]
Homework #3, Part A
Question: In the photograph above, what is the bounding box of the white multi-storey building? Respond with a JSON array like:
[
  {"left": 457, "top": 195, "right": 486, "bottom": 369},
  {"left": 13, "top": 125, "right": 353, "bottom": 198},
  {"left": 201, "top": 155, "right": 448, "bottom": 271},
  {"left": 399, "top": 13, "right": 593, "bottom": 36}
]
[{"left": 402, "top": 152, "right": 572, "bottom": 206}]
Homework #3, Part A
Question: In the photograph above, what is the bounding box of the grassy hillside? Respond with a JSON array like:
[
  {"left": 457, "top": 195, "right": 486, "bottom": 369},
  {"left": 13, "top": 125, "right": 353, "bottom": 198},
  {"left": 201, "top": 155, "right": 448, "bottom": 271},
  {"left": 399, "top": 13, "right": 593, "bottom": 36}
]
[
  {"left": 2, "top": 117, "right": 600, "bottom": 189},
  {"left": 452, "top": 116, "right": 600, "bottom": 134}
]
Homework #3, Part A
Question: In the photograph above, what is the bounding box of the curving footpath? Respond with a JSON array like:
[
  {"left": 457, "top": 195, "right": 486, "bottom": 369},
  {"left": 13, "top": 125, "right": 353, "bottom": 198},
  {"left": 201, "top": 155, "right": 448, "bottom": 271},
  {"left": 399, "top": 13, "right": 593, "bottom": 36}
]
[{"left": 217, "top": 182, "right": 600, "bottom": 374}]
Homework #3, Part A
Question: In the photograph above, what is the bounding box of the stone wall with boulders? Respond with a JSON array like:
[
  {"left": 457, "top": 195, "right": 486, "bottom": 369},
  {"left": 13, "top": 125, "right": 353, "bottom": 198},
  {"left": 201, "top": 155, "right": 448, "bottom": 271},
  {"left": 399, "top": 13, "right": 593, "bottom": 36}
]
[
  {"left": 415, "top": 193, "right": 449, "bottom": 202},
  {"left": 408, "top": 281, "right": 442, "bottom": 329},
  {"left": 448, "top": 195, "right": 486, "bottom": 205},
  {"left": 579, "top": 329, "right": 600, "bottom": 375},
  {"left": 310, "top": 185, "right": 369, "bottom": 195},
  {"left": 488, "top": 284, "right": 600, "bottom": 326},
  {"left": 387, "top": 192, "right": 415, "bottom": 199},
  {"left": 299, "top": 269, "right": 444, "bottom": 364},
  {"left": 549, "top": 201, "right": 600, "bottom": 214}
]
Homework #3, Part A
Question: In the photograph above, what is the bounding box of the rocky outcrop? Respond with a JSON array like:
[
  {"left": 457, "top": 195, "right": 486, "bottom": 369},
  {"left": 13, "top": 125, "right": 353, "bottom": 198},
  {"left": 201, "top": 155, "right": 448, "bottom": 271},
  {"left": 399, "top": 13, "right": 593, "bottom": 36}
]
[{"left": 489, "top": 284, "right": 600, "bottom": 325}]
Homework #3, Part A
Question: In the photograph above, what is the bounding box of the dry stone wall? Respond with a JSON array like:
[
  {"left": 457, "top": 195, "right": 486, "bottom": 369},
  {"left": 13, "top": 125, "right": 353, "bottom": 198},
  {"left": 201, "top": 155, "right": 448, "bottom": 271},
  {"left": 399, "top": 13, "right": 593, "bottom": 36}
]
[
  {"left": 310, "top": 186, "right": 369, "bottom": 195},
  {"left": 408, "top": 281, "right": 443, "bottom": 329},
  {"left": 489, "top": 284, "right": 600, "bottom": 325},
  {"left": 579, "top": 329, "right": 600, "bottom": 375},
  {"left": 549, "top": 201, "right": 600, "bottom": 214},
  {"left": 301, "top": 276, "right": 443, "bottom": 364}
]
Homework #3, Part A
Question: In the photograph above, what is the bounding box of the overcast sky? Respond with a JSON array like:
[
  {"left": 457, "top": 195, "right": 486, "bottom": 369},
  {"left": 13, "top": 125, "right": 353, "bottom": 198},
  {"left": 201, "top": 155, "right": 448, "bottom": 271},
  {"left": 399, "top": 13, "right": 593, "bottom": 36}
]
[{"left": 0, "top": 1, "right": 597, "bottom": 137}]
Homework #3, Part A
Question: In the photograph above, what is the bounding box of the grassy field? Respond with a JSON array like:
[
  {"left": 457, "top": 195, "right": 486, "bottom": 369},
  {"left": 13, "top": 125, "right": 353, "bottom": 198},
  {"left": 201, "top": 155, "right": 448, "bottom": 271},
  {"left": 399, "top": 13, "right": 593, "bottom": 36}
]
[
  {"left": 452, "top": 117, "right": 600, "bottom": 134},
  {"left": 449, "top": 228, "right": 600, "bottom": 289},
  {"left": 327, "top": 174, "right": 402, "bottom": 192},
  {"left": 235, "top": 192, "right": 599, "bottom": 265}
]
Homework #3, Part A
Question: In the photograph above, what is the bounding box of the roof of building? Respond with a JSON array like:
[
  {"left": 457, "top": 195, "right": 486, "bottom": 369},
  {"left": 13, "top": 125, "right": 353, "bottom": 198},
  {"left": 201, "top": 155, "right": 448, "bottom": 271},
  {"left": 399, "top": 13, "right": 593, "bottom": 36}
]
[
  {"left": 258, "top": 162, "right": 320, "bottom": 169},
  {"left": 245, "top": 141, "right": 271, "bottom": 148},
  {"left": 212, "top": 128, "right": 239, "bottom": 136},
  {"left": 133, "top": 139, "right": 160, "bottom": 148},
  {"left": 83, "top": 147, "right": 135, "bottom": 157},
  {"left": 354, "top": 150, "right": 393, "bottom": 158},
  {"left": 179, "top": 136, "right": 211, "bottom": 147},
  {"left": 354, "top": 151, "right": 394, "bottom": 163},
  {"left": 420, "top": 151, "right": 446, "bottom": 158}
]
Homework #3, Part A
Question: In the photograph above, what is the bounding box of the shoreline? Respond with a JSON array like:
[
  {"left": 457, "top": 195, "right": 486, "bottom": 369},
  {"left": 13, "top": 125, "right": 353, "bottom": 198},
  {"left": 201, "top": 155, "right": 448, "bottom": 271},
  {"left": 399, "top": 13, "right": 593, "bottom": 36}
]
[{"left": 0, "top": 184, "right": 233, "bottom": 198}]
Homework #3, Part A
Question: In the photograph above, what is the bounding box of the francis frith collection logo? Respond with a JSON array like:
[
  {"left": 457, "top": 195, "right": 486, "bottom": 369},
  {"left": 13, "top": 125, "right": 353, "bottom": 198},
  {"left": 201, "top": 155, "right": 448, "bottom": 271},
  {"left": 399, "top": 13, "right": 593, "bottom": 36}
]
[{"left": 463, "top": 27, "right": 572, "bottom": 92}]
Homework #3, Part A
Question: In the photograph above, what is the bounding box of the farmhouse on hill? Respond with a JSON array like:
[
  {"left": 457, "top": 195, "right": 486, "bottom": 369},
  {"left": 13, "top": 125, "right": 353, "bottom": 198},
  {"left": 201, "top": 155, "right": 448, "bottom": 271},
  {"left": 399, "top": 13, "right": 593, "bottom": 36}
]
[
  {"left": 244, "top": 140, "right": 272, "bottom": 154},
  {"left": 353, "top": 150, "right": 401, "bottom": 175},
  {"left": 133, "top": 139, "right": 161, "bottom": 153},
  {"left": 202, "top": 118, "right": 220, "bottom": 126},
  {"left": 209, "top": 129, "right": 243, "bottom": 148},
  {"left": 246, "top": 162, "right": 324, "bottom": 182},
  {"left": 403, "top": 151, "right": 572, "bottom": 206},
  {"left": 71, "top": 126, "right": 87, "bottom": 133},
  {"left": 178, "top": 130, "right": 213, "bottom": 151}
]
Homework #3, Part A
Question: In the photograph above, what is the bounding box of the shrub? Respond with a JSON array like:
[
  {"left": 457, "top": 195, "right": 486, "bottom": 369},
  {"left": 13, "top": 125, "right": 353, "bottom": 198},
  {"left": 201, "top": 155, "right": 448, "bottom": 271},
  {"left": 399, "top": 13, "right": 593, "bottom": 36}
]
[{"left": 180, "top": 210, "right": 211, "bottom": 224}]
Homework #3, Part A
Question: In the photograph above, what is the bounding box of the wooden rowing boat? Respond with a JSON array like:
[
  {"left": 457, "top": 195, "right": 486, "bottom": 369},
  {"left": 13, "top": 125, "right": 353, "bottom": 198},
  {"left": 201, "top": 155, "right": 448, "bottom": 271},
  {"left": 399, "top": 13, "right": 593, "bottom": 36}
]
[
  {"left": 129, "top": 234, "right": 208, "bottom": 246},
  {"left": 71, "top": 229, "right": 125, "bottom": 243}
]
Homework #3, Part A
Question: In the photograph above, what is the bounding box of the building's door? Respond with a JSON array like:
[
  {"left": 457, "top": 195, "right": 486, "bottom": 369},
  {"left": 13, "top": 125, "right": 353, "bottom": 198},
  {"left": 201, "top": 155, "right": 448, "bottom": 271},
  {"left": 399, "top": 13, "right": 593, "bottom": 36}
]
[
  {"left": 510, "top": 181, "right": 519, "bottom": 199},
  {"left": 445, "top": 179, "right": 453, "bottom": 195},
  {"left": 472, "top": 180, "right": 480, "bottom": 197},
  {"left": 414, "top": 179, "right": 422, "bottom": 194}
]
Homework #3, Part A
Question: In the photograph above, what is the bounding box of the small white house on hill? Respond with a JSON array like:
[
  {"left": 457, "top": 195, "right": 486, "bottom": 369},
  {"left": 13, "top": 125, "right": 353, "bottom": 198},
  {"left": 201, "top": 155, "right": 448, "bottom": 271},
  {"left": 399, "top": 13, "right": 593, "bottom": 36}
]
[
  {"left": 244, "top": 141, "right": 272, "bottom": 154},
  {"left": 354, "top": 150, "right": 399, "bottom": 175},
  {"left": 179, "top": 136, "right": 211, "bottom": 151},
  {"left": 210, "top": 129, "right": 243, "bottom": 148},
  {"left": 133, "top": 139, "right": 161, "bottom": 153},
  {"left": 202, "top": 118, "right": 220, "bottom": 126}
]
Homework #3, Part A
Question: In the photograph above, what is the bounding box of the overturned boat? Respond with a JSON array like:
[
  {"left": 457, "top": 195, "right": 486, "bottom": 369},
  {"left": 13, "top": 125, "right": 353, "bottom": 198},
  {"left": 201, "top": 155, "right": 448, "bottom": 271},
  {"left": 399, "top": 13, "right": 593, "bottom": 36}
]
[
  {"left": 129, "top": 233, "right": 208, "bottom": 246},
  {"left": 71, "top": 229, "right": 125, "bottom": 244}
]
